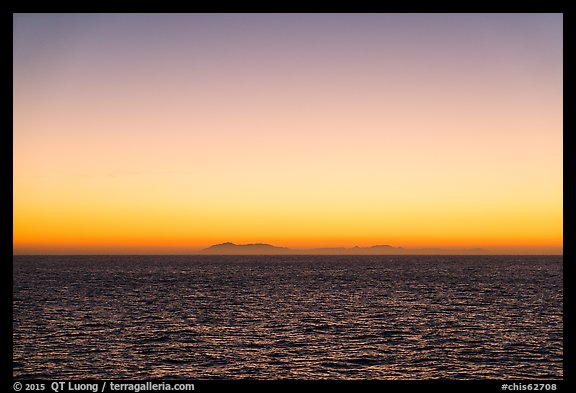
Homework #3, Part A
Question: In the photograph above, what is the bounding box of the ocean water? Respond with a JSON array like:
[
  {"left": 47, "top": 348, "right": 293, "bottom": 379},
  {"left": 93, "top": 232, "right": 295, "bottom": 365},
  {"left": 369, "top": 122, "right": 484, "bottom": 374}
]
[{"left": 13, "top": 255, "right": 563, "bottom": 379}]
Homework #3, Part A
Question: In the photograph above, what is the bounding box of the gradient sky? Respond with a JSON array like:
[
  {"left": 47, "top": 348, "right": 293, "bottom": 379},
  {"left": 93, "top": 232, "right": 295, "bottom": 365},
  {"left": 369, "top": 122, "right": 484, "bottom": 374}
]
[{"left": 13, "top": 13, "right": 563, "bottom": 254}]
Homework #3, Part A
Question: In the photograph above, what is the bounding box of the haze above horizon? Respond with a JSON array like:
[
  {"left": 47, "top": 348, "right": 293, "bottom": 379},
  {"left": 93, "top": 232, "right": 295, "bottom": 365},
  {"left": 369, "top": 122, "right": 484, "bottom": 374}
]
[{"left": 13, "top": 14, "right": 562, "bottom": 255}]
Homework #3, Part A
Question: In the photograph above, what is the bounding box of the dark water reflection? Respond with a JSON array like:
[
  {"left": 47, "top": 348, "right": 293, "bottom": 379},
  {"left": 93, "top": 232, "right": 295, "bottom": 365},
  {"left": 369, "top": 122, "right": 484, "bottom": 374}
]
[{"left": 13, "top": 255, "right": 563, "bottom": 379}]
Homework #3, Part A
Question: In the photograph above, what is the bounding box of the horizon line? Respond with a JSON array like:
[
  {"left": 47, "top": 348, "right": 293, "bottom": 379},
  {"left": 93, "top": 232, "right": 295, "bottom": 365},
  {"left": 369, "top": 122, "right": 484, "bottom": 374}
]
[
  {"left": 12, "top": 253, "right": 564, "bottom": 256},
  {"left": 13, "top": 242, "right": 563, "bottom": 256}
]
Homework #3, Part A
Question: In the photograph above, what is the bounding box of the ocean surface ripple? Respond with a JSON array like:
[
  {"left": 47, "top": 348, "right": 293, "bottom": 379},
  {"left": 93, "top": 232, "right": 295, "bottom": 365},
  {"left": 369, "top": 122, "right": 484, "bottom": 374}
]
[{"left": 13, "top": 255, "right": 563, "bottom": 379}]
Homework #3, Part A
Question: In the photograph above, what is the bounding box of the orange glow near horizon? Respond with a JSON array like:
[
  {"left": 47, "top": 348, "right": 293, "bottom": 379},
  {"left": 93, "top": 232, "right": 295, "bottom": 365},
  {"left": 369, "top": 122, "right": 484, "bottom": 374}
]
[{"left": 13, "top": 14, "right": 563, "bottom": 255}]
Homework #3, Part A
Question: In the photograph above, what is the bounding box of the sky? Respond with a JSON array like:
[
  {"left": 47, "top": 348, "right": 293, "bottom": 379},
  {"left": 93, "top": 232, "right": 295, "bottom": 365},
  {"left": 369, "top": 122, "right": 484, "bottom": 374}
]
[{"left": 13, "top": 13, "right": 563, "bottom": 254}]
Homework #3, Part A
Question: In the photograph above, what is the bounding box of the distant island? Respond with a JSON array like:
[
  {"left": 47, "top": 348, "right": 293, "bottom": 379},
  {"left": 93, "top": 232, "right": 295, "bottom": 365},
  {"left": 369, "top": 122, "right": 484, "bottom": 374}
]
[
  {"left": 199, "top": 242, "right": 491, "bottom": 255},
  {"left": 201, "top": 242, "right": 291, "bottom": 255}
]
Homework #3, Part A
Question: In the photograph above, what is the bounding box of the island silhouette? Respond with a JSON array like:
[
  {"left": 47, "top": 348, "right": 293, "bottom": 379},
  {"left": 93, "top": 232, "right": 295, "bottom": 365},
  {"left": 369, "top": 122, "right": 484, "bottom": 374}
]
[{"left": 199, "top": 242, "right": 490, "bottom": 255}]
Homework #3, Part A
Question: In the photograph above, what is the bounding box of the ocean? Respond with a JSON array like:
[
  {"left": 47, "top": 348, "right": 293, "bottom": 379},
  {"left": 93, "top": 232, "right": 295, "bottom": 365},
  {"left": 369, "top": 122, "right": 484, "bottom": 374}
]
[{"left": 13, "top": 255, "right": 563, "bottom": 379}]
